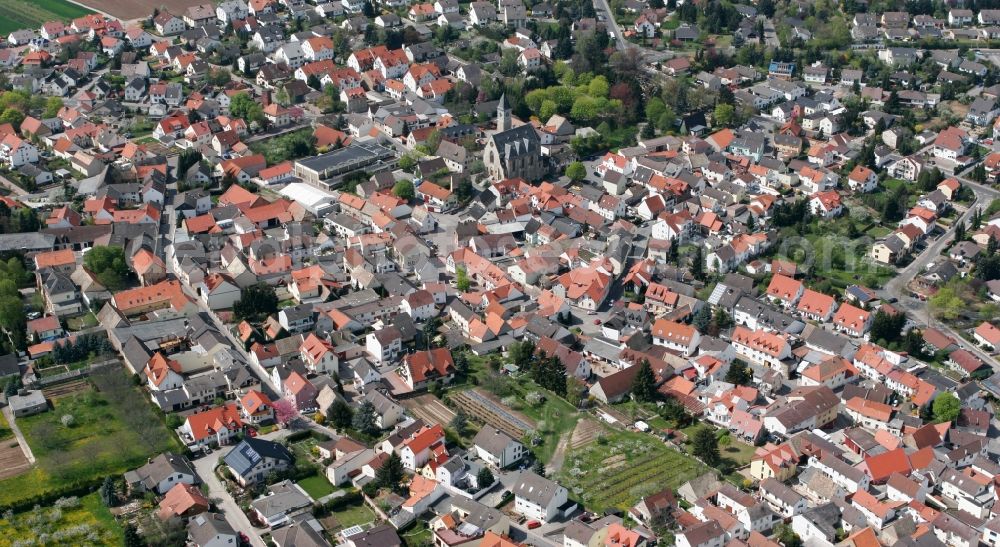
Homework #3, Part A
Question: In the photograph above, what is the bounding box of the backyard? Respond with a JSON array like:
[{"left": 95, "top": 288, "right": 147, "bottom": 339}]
[
  {"left": 325, "top": 498, "right": 376, "bottom": 532},
  {"left": 557, "top": 428, "right": 708, "bottom": 513},
  {"left": 298, "top": 474, "right": 336, "bottom": 500},
  {"left": 0, "top": 492, "right": 122, "bottom": 544},
  {"left": 0, "top": 0, "right": 92, "bottom": 34},
  {"left": 0, "top": 369, "right": 181, "bottom": 508}
]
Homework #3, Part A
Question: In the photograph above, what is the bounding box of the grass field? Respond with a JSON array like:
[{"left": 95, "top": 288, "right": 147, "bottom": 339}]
[
  {"left": 299, "top": 474, "right": 336, "bottom": 500},
  {"left": 0, "top": 0, "right": 92, "bottom": 35},
  {"left": 0, "top": 492, "right": 122, "bottom": 544},
  {"left": 328, "top": 500, "right": 376, "bottom": 530},
  {"left": 0, "top": 370, "right": 181, "bottom": 507},
  {"left": 558, "top": 429, "right": 708, "bottom": 513}
]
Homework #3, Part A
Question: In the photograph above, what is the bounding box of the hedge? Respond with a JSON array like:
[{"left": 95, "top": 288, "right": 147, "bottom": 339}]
[
  {"left": 313, "top": 489, "right": 363, "bottom": 516},
  {"left": 0, "top": 477, "right": 105, "bottom": 513},
  {"left": 283, "top": 429, "right": 330, "bottom": 444}
]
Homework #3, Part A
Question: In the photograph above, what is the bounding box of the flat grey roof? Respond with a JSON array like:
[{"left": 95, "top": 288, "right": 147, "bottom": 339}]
[{"left": 296, "top": 142, "right": 394, "bottom": 173}]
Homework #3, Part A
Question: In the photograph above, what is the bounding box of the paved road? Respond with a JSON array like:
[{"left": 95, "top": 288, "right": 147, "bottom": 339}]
[
  {"left": 192, "top": 428, "right": 294, "bottom": 547},
  {"left": 879, "top": 169, "right": 1000, "bottom": 369},
  {"left": 591, "top": 0, "right": 673, "bottom": 63}
]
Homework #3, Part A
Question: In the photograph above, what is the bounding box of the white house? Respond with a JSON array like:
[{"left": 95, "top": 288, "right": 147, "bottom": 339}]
[
  {"left": 400, "top": 289, "right": 436, "bottom": 321},
  {"left": 365, "top": 326, "right": 402, "bottom": 364},
  {"left": 473, "top": 427, "right": 525, "bottom": 469},
  {"left": 651, "top": 319, "right": 701, "bottom": 356},
  {"left": 511, "top": 471, "right": 570, "bottom": 523}
]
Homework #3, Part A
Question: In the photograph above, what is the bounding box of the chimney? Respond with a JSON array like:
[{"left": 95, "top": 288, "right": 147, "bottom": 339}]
[{"left": 261, "top": 90, "right": 271, "bottom": 107}]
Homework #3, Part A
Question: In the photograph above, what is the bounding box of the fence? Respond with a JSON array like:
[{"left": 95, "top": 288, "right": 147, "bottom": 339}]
[{"left": 35, "top": 359, "right": 119, "bottom": 387}]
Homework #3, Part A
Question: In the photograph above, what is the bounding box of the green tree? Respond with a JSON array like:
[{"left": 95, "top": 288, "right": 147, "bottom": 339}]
[
  {"left": 693, "top": 305, "right": 712, "bottom": 333},
  {"left": 713, "top": 103, "right": 735, "bottom": 127},
  {"left": 531, "top": 458, "right": 546, "bottom": 477},
  {"left": 83, "top": 246, "right": 130, "bottom": 290},
  {"left": 775, "top": 524, "right": 802, "bottom": 547},
  {"left": 869, "top": 309, "right": 906, "bottom": 344},
  {"left": 929, "top": 284, "right": 964, "bottom": 320},
  {"left": 177, "top": 149, "right": 202, "bottom": 177},
  {"left": 456, "top": 266, "right": 470, "bottom": 292},
  {"left": 565, "top": 162, "right": 587, "bottom": 181},
  {"left": 509, "top": 340, "right": 536, "bottom": 368},
  {"left": 376, "top": 452, "right": 405, "bottom": 491},
  {"left": 713, "top": 308, "right": 733, "bottom": 330},
  {"left": 232, "top": 283, "right": 279, "bottom": 321},
  {"left": 692, "top": 427, "right": 720, "bottom": 466},
  {"left": 0, "top": 108, "right": 24, "bottom": 130},
  {"left": 691, "top": 246, "right": 705, "bottom": 281},
  {"left": 352, "top": 400, "right": 379, "bottom": 435},
  {"left": 327, "top": 398, "right": 354, "bottom": 430},
  {"left": 631, "top": 359, "right": 657, "bottom": 402},
  {"left": 724, "top": 361, "right": 752, "bottom": 386},
  {"left": 124, "top": 524, "right": 145, "bottom": 547},
  {"left": 450, "top": 410, "right": 469, "bottom": 435},
  {"left": 549, "top": 355, "right": 567, "bottom": 396},
  {"left": 229, "top": 92, "right": 265, "bottom": 125},
  {"left": 42, "top": 97, "right": 63, "bottom": 118},
  {"left": 392, "top": 180, "right": 415, "bottom": 200},
  {"left": 99, "top": 476, "right": 118, "bottom": 507},
  {"left": 398, "top": 153, "right": 419, "bottom": 171},
  {"left": 476, "top": 466, "right": 495, "bottom": 487},
  {"left": 933, "top": 392, "right": 961, "bottom": 423}
]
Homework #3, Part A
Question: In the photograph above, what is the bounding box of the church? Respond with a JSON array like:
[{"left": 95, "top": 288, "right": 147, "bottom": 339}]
[{"left": 482, "top": 94, "right": 545, "bottom": 182}]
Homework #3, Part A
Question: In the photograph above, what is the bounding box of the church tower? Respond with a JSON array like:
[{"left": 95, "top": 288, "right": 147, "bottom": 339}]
[{"left": 496, "top": 93, "right": 511, "bottom": 132}]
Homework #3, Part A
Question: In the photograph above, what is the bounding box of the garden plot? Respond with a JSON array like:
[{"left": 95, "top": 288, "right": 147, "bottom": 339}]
[
  {"left": 451, "top": 389, "right": 535, "bottom": 439},
  {"left": 559, "top": 429, "right": 708, "bottom": 513},
  {"left": 401, "top": 393, "right": 456, "bottom": 427}
]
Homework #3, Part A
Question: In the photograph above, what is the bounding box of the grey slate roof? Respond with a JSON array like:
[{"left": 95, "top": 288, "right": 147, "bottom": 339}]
[
  {"left": 188, "top": 513, "right": 237, "bottom": 545},
  {"left": 223, "top": 437, "right": 294, "bottom": 477}
]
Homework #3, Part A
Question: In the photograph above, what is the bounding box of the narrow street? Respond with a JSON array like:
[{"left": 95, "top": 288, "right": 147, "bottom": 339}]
[
  {"left": 878, "top": 168, "right": 1000, "bottom": 369},
  {"left": 191, "top": 428, "right": 294, "bottom": 547}
]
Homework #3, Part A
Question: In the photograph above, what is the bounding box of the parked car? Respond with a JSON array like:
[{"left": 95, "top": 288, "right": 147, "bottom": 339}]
[{"left": 526, "top": 521, "right": 541, "bottom": 529}]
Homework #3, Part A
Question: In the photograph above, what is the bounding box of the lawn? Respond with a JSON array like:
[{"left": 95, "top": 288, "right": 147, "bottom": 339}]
[
  {"left": 720, "top": 438, "right": 757, "bottom": 467},
  {"left": 558, "top": 428, "right": 708, "bottom": 513},
  {"left": 866, "top": 226, "right": 892, "bottom": 238},
  {"left": 299, "top": 474, "right": 336, "bottom": 500},
  {"left": 0, "top": 491, "right": 122, "bottom": 544},
  {"left": 0, "top": 0, "right": 92, "bottom": 34},
  {"left": 66, "top": 311, "right": 98, "bottom": 331},
  {"left": 399, "top": 522, "right": 433, "bottom": 546},
  {"left": 0, "top": 370, "right": 181, "bottom": 508},
  {"left": 328, "top": 500, "right": 376, "bottom": 530}
]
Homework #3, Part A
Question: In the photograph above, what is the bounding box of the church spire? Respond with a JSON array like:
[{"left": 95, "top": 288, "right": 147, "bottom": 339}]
[{"left": 497, "top": 93, "right": 511, "bottom": 132}]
